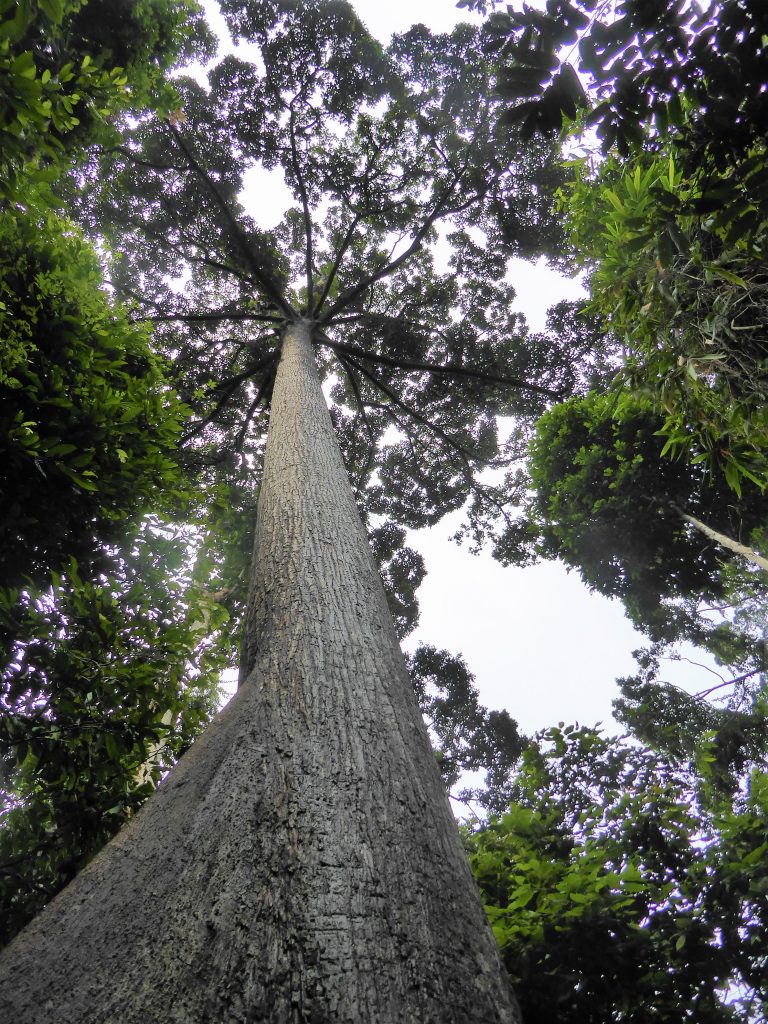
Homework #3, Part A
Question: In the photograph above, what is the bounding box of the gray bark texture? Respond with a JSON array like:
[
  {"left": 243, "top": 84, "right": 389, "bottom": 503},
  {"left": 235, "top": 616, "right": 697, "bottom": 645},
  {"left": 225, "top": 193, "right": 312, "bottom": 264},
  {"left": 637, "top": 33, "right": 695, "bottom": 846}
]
[{"left": 0, "top": 321, "right": 519, "bottom": 1023}]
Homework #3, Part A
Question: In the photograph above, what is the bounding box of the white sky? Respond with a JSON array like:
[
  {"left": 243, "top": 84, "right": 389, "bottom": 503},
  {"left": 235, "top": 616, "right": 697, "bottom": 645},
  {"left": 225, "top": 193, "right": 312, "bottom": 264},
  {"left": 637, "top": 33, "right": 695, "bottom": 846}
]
[{"left": 201, "top": 0, "right": 707, "bottom": 736}]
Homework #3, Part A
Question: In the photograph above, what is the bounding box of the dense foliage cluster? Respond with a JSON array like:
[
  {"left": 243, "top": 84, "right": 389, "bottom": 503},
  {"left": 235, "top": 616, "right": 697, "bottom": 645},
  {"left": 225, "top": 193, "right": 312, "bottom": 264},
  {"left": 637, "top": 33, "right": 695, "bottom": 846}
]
[
  {"left": 0, "top": 0, "right": 226, "bottom": 942},
  {"left": 466, "top": 727, "right": 768, "bottom": 1023}
]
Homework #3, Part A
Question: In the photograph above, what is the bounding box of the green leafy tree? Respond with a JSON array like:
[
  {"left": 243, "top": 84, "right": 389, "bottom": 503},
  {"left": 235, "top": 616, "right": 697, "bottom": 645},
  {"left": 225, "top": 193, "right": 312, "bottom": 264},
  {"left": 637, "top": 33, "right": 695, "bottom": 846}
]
[
  {"left": 476, "top": 0, "right": 767, "bottom": 177},
  {"left": 0, "top": 522, "right": 232, "bottom": 946},
  {"left": 470, "top": 0, "right": 768, "bottom": 491},
  {"left": 467, "top": 726, "right": 768, "bottom": 1023},
  {"left": 408, "top": 644, "right": 527, "bottom": 813},
  {"left": 501, "top": 391, "right": 768, "bottom": 642},
  {"left": 0, "top": 0, "right": 228, "bottom": 947},
  {"left": 500, "top": 387, "right": 768, "bottom": 784},
  {"left": 0, "top": 0, "right": 213, "bottom": 206},
  {"left": 560, "top": 149, "right": 768, "bottom": 490},
  {"left": 0, "top": 207, "right": 188, "bottom": 588},
  {"left": 0, "top": 3, "right": 572, "bottom": 1017}
]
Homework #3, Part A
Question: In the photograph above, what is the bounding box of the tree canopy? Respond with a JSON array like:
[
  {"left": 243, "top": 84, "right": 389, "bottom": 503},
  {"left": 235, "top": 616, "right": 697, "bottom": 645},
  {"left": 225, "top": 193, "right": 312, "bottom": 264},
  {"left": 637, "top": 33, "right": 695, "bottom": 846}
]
[{"left": 3, "top": 3, "right": 768, "bottom": 1019}]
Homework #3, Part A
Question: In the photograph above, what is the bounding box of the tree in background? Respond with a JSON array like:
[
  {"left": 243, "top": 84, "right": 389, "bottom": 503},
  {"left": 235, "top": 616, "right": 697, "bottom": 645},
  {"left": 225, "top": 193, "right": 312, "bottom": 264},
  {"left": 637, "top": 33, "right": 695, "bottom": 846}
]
[
  {"left": 473, "top": 0, "right": 768, "bottom": 491},
  {"left": 408, "top": 644, "right": 527, "bottom": 814},
  {"left": 498, "top": 386, "right": 768, "bottom": 789},
  {"left": 467, "top": 725, "right": 768, "bottom": 1023},
  {"left": 464, "top": 0, "right": 768, "bottom": 786}
]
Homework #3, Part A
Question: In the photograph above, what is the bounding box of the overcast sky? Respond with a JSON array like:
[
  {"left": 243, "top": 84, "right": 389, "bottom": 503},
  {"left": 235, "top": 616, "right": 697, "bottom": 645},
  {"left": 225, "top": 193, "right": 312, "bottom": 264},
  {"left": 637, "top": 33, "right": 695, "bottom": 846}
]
[{"left": 199, "top": 0, "right": 707, "bottom": 736}]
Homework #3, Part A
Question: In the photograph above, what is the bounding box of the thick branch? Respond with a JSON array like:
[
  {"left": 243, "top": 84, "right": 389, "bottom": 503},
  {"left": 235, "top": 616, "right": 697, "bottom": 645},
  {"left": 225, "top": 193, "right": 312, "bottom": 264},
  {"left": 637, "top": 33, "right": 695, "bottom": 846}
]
[
  {"left": 134, "top": 310, "right": 282, "bottom": 326},
  {"left": 168, "top": 124, "right": 295, "bottom": 319},
  {"left": 322, "top": 336, "right": 561, "bottom": 399},
  {"left": 102, "top": 145, "right": 189, "bottom": 174},
  {"left": 233, "top": 362, "right": 278, "bottom": 451},
  {"left": 288, "top": 106, "right": 315, "bottom": 309},
  {"left": 674, "top": 505, "right": 768, "bottom": 573},
  {"left": 334, "top": 353, "right": 381, "bottom": 493},
  {"left": 340, "top": 350, "right": 479, "bottom": 470},
  {"left": 117, "top": 215, "right": 254, "bottom": 287}
]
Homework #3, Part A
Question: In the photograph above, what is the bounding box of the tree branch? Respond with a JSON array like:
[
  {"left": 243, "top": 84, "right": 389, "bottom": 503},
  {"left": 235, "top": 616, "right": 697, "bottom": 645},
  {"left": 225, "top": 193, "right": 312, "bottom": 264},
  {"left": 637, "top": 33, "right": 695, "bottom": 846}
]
[
  {"left": 233, "top": 361, "right": 278, "bottom": 451},
  {"left": 133, "top": 310, "right": 282, "bottom": 326},
  {"left": 180, "top": 351, "right": 278, "bottom": 443},
  {"left": 288, "top": 104, "right": 315, "bottom": 310},
  {"left": 694, "top": 667, "right": 763, "bottom": 700},
  {"left": 312, "top": 213, "right": 362, "bottom": 317},
  {"left": 338, "top": 349, "right": 479, "bottom": 469},
  {"left": 321, "top": 335, "right": 561, "bottom": 399},
  {"left": 320, "top": 173, "right": 464, "bottom": 324},
  {"left": 673, "top": 504, "right": 768, "bottom": 573},
  {"left": 168, "top": 124, "right": 295, "bottom": 319},
  {"left": 334, "top": 353, "right": 381, "bottom": 493}
]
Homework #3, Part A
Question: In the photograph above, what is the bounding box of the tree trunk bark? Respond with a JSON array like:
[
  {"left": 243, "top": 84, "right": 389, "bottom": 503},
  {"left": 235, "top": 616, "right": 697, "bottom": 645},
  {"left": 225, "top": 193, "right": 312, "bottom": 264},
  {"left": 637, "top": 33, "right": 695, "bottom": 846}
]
[{"left": 0, "top": 320, "right": 518, "bottom": 1023}]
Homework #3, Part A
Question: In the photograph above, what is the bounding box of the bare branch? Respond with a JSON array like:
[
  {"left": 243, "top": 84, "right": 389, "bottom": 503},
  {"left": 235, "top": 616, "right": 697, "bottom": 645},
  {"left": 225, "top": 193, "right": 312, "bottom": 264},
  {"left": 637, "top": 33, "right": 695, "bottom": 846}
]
[
  {"left": 694, "top": 667, "right": 763, "bottom": 700},
  {"left": 288, "top": 105, "right": 315, "bottom": 309},
  {"left": 321, "top": 336, "right": 562, "bottom": 399},
  {"left": 168, "top": 124, "right": 295, "bottom": 318}
]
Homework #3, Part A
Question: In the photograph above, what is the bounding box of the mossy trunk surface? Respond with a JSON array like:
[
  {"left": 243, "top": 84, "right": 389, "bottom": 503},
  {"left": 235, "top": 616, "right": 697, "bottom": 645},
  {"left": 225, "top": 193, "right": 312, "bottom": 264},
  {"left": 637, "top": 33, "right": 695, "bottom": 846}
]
[{"left": 0, "top": 321, "right": 518, "bottom": 1023}]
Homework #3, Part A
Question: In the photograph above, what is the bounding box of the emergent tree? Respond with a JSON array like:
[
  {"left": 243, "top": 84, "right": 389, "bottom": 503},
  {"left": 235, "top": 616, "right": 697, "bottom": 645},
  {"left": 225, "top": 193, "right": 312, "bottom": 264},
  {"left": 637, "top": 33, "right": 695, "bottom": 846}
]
[{"left": 0, "top": 2, "right": 565, "bottom": 1019}]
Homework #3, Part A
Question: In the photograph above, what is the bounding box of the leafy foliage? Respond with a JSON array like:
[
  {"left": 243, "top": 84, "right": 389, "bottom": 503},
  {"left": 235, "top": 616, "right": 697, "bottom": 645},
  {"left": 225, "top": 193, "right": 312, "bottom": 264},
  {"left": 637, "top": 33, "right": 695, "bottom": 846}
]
[
  {"left": 499, "top": 378, "right": 768, "bottom": 788},
  {"left": 0, "top": 0, "right": 213, "bottom": 205},
  {"left": 467, "top": 726, "right": 768, "bottom": 1023},
  {"left": 561, "top": 150, "right": 768, "bottom": 490},
  {"left": 0, "top": 207, "right": 189, "bottom": 590},
  {"left": 471, "top": 0, "right": 768, "bottom": 492},
  {"left": 0, "top": 521, "right": 232, "bottom": 946},
  {"left": 0, "top": 1, "right": 225, "bottom": 946},
  {"left": 615, "top": 647, "right": 768, "bottom": 796},
  {"left": 407, "top": 645, "right": 526, "bottom": 812},
  {"left": 69, "top": 3, "right": 565, "bottom": 540},
  {"left": 502, "top": 390, "right": 768, "bottom": 642},
  {"left": 475, "top": 0, "right": 768, "bottom": 175}
]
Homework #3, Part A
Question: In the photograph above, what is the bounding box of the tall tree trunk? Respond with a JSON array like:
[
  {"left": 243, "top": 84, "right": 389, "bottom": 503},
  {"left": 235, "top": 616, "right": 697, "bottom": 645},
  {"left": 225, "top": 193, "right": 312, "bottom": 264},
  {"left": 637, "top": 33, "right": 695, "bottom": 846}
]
[{"left": 0, "top": 320, "right": 518, "bottom": 1023}]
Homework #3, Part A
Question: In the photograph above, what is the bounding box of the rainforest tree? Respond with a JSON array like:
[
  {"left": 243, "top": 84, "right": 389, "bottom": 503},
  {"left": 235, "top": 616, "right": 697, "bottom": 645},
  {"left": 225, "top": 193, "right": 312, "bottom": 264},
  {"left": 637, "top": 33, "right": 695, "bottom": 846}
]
[
  {"left": 477, "top": 0, "right": 768, "bottom": 490},
  {"left": 0, "top": 2, "right": 568, "bottom": 1018},
  {"left": 467, "top": 725, "right": 768, "bottom": 1023}
]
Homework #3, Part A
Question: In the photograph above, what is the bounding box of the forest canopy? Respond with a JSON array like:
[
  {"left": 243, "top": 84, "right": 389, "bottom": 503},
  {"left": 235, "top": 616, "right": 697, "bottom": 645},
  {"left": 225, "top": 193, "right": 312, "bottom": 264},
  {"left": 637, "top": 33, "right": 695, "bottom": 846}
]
[{"left": 1, "top": 1, "right": 766, "bottom": 1020}]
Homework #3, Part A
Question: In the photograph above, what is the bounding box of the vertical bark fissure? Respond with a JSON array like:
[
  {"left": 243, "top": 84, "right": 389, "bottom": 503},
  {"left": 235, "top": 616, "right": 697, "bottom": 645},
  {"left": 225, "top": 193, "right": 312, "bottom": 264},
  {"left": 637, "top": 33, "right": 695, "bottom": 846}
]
[{"left": 0, "top": 320, "right": 518, "bottom": 1023}]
